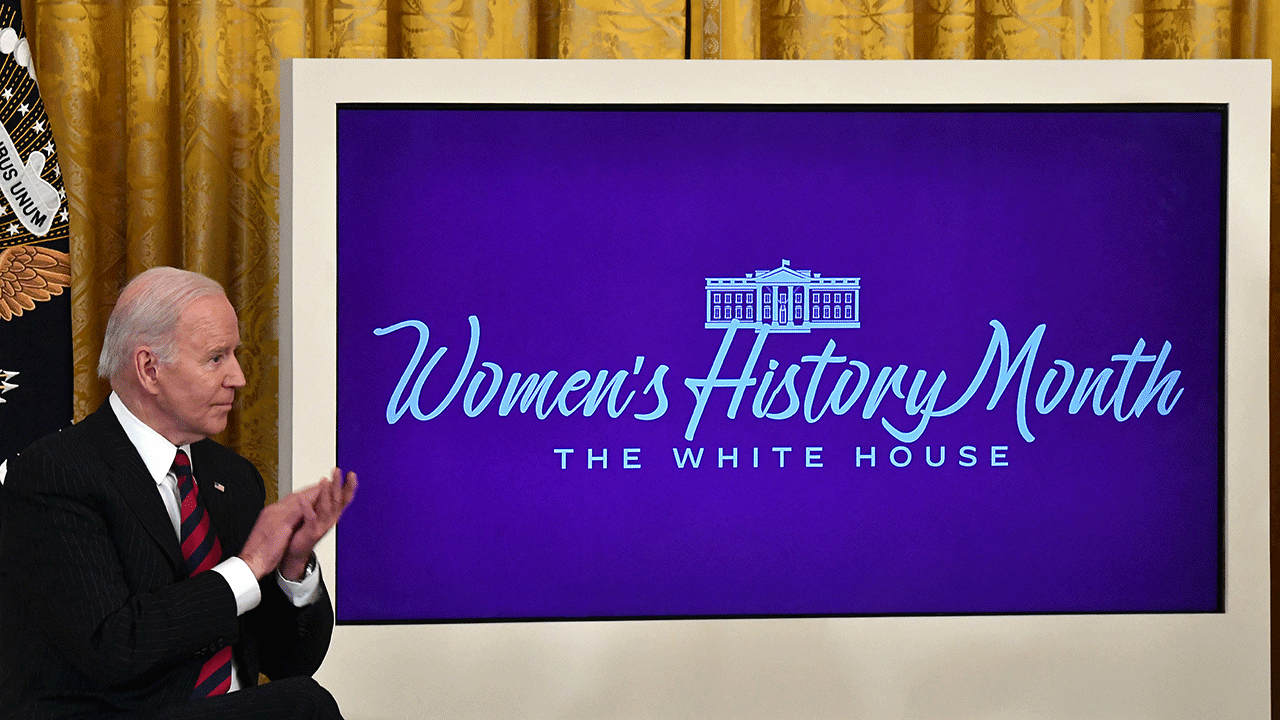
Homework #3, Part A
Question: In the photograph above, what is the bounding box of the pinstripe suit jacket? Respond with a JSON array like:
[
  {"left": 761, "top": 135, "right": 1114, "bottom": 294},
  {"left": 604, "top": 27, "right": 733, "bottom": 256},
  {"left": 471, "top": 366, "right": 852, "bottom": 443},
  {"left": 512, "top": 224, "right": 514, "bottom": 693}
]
[{"left": 0, "top": 401, "right": 334, "bottom": 719}]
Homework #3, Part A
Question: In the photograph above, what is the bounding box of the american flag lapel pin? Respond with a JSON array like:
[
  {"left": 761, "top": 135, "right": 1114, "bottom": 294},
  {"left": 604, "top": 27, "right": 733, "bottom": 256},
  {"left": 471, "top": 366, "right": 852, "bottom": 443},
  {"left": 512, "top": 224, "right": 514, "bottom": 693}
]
[{"left": 213, "top": 482, "right": 226, "bottom": 492}]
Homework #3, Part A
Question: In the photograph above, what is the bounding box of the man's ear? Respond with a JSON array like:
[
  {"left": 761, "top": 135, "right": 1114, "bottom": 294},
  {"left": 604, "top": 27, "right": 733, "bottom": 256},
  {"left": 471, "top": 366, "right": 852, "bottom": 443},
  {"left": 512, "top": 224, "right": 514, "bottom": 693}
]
[{"left": 133, "top": 347, "right": 162, "bottom": 396}]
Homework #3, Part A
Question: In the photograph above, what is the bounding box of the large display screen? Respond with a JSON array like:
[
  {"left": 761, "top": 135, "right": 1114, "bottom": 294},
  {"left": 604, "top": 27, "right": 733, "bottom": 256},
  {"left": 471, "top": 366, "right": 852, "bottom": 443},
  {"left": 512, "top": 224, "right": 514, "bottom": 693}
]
[{"left": 334, "top": 104, "right": 1224, "bottom": 624}]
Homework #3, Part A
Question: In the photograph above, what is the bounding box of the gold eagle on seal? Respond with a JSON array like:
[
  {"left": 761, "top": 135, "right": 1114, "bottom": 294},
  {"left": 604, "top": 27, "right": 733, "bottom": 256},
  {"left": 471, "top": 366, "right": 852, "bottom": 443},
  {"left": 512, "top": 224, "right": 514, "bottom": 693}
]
[{"left": 0, "top": 244, "right": 69, "bottom": 321}]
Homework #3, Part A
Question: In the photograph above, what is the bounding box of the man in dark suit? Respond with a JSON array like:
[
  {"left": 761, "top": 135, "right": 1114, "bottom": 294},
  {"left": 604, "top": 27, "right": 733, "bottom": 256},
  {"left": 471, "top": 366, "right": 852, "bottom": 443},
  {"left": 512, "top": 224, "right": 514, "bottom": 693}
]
[{"left": 0, "top": 267, "right": 356, "bottom": 719}]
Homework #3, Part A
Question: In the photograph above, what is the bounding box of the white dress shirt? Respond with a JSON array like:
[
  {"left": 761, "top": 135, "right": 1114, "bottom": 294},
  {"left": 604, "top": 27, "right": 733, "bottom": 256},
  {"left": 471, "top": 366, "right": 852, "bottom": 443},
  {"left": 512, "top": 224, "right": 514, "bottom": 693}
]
[{"left": 108, "top": 392, "right": 321, "bottom": 691}]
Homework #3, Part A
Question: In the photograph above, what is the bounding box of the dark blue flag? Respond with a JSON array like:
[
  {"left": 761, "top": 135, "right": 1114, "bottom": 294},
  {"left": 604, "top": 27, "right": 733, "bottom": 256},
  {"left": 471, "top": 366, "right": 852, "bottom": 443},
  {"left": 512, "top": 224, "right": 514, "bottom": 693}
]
[{"left": 0, "top": 0, "right": 71, "bottom": 464}]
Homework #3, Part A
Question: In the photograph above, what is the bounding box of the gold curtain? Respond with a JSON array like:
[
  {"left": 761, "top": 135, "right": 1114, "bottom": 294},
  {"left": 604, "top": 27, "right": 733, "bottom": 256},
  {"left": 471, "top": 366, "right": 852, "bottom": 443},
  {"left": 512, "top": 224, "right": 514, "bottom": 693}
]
[
  {"left": 17, "top": 0, "right": 1277, "bottom": 504},
  {"left": 692, "top": 0, "right": 1259, "bottom": 60}
]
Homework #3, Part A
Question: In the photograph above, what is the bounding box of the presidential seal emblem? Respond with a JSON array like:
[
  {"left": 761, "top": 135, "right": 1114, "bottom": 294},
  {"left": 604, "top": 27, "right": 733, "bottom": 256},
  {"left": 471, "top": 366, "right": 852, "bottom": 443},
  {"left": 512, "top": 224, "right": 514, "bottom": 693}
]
[{"left": 0, "top": 0, "right": 70, "bottom": 417}]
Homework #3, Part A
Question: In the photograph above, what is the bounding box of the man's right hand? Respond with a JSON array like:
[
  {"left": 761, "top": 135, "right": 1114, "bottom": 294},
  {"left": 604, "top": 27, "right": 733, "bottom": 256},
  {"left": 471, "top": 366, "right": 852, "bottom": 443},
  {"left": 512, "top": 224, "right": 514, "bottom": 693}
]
[{"left": 238, "top": 487, "right": 322, "bottom": 580}]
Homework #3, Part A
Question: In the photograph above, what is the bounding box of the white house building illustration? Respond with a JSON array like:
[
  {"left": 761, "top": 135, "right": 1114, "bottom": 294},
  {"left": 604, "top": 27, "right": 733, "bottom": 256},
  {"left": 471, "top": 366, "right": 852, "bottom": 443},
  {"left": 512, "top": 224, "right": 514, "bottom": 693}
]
[{"left": 705, "top": 260, "right": 860, "bottom": 333}]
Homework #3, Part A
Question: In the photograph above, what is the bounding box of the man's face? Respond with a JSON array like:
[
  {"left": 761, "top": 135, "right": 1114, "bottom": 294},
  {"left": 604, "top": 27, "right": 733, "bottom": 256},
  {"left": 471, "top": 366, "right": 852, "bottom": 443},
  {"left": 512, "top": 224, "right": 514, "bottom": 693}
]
[{"left": 151, "top": 294, "right": 246, "bottom": 445}]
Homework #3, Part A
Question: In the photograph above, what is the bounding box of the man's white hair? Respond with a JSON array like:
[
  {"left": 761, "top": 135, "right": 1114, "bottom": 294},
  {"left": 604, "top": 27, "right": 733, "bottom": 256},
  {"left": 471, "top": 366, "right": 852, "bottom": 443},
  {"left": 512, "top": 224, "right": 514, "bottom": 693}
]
[{"left": 97, "top": 267, "right": 226, "bottom": 379}]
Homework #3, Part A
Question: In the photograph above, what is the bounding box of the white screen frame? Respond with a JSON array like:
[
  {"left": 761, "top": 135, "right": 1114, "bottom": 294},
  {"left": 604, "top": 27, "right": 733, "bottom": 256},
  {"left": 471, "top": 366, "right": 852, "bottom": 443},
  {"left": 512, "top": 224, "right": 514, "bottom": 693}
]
[{"left": 281, "top": 60, "right": 1270, "bottom": 720}]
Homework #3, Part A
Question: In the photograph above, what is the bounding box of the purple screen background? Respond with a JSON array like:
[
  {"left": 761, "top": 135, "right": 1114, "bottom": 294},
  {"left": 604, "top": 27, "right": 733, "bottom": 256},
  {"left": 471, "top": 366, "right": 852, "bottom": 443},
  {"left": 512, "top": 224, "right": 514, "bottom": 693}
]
[{"left": 335, "top": 106, "right": 1224, "bottom": 622}]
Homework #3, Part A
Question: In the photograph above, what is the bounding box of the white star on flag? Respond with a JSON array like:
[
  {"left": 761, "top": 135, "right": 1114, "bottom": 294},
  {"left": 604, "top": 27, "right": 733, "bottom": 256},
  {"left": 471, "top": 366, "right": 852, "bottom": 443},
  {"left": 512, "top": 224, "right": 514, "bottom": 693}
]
[
  {"left": 30, "top": 119, "right": 44, "bottom": 133},
  {"left": 42, "top": 141, "right": 53, "bottom": 154},
  {"left": 59, "top": 208, "right": 68, "bottom": 222},
  {"left": 58, "top": 188, "right": 65, "bottom": 199},
  {"left": 0, "top": 370, "right": 15, "bottom": 403},
  {"left": 1, "top": 89, "right": 12, "bottom": 101},
  {"left": 7, "top": 224, "right": 17, "bottom": 235},
  {"left": 17, "top": 103, "right": 28, "bottom": 115}
]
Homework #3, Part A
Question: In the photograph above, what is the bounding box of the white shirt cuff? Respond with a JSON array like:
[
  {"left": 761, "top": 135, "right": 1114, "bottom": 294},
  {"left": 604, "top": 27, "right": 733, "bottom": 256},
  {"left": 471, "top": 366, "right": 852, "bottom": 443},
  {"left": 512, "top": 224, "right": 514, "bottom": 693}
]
[
  {"left": 276, "top": 559, "right": 322, "bottom": 607},
  {"left": 212, "top": 556, "right": 262, "bottom": 615}
]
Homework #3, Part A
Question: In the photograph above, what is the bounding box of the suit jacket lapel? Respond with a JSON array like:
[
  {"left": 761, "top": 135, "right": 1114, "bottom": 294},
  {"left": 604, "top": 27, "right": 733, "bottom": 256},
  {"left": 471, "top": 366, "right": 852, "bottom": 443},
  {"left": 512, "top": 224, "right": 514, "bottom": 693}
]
[
  {"left": 190, "top": 441, "right": 244, "bottom": 557},
  {"left": 86, "top": 401, "right": 185, "bottom": 573}
]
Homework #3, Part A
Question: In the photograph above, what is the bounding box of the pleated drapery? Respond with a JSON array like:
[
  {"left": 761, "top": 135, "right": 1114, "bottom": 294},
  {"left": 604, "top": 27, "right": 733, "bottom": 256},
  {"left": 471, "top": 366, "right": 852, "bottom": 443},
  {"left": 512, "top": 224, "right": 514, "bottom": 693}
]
[{"left": 692, "top": 0, "right": 1257, "bottom": 60}]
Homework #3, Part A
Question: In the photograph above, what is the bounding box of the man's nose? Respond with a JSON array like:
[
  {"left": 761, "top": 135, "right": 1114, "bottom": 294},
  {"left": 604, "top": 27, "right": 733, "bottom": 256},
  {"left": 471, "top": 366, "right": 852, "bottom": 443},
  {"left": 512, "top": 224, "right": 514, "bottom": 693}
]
[{"left": 226, "top": 355, "right": 247, "bottom": 388}]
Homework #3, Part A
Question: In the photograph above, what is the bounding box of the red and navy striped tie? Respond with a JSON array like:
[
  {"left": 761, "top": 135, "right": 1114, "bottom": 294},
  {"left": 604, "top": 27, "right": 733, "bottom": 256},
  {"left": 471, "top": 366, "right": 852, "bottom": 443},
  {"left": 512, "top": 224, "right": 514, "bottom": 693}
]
[{"left": 173, "top": 449, "right": 233, "bottom": 697}]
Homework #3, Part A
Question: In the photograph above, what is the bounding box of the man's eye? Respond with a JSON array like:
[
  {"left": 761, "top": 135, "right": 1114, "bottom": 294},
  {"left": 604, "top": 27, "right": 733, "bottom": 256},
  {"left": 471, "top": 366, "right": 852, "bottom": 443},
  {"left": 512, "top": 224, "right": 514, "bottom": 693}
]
[{"left": 210, "top": 354, "right": 223, "bottom": 363}]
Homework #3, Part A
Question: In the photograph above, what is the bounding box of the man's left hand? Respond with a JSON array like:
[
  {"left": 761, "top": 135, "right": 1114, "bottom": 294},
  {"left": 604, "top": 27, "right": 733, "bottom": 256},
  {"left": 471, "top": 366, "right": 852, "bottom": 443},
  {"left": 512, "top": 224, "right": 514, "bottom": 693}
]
[{"left": 279, "top": 467, "right": 358, "bottom": 581}]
